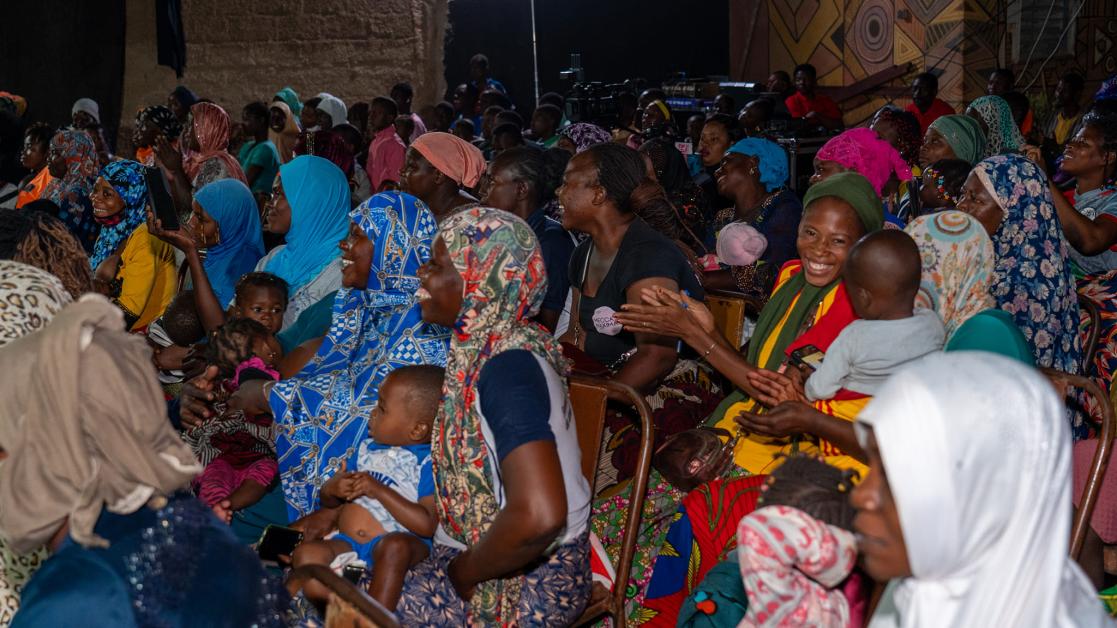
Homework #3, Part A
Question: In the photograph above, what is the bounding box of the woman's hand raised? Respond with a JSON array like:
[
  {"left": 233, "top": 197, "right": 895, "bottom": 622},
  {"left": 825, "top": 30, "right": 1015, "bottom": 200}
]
[
  {"left": 179, "top": 365, "right": 220, "bottom": 428},
  {"left": 153, "top": 135, "right": 183, "bottom": 174},
  {"left": 147, "top": 208, "right": 196, "bottom": 254}
]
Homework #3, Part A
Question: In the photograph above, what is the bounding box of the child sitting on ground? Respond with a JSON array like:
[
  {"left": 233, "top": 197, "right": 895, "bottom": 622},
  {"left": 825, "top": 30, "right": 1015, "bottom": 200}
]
[
  {"left": 800, "top": 230, "right": 945, "bottom": 402},
  {"left": 291, "top": 365, "right": 444, "bottom": 611},
  {"left": 918, "top": 158, "right": 970, "bottom": 215},
  {"left": 677, "top": 455, "right": 864, "bottom": 627},
  {"left": 186, "top": 318, "right": 283, "bottom": 521}
]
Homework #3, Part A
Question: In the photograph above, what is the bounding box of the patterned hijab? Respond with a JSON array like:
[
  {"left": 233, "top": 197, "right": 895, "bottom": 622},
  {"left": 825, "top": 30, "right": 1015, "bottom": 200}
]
[
  {"left": 263, "top": 156, "right": 350, "bottom": 296},
  {"left": 873, "top": 106, "right": 923, "bottom": 165},
  {"left": 182, "top": 102, "right": 247, "bottom": 184},
  {"left": 194, "top": 179, "right": 265, "bottom": 306},
  {"left": 904, "top": 210, "right": 995, "bottom": 340},
  {"left": 90, "top": 160, "right": 149, "bottom": 270},
  {"left": 41, "top": 130, "right": 99, "bottom": 251},
  {"left": 270, "top": 192, "right": 449, "bottom": 519},
  {"left": 973, "top": 154, "right": 1081, "bottom": 374},
  {"left": 431, "top": 207, "right": 568, "bottom": 624},
  {"left": 967, "top": 96, "right": 1026, "bottom": 155},
  {"left": 559, "top": 122, "right": 613, "bottom": 153},
  {"left": 138, "top": 105, "right": 182, "bottom": 140},
  {"left": 815, "top": 128, "right": 913, "bottom": 195},
  {"left": 0, "top": 260, "right": 72, "bottom": 348}
]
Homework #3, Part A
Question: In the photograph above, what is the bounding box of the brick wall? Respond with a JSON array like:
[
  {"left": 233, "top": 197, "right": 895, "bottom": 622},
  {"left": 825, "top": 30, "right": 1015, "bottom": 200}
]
[{"left": 120, "top": 0, "right": 447, "bottom": 147}]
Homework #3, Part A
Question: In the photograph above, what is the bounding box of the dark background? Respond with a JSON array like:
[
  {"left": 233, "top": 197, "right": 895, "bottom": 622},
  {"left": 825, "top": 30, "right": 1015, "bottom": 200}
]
[
  {"left": 443, "top": 0, "right": 730, "bottom": 114},
  {"left": 0, "top": 1, "right": 127, "bottom": 144}
]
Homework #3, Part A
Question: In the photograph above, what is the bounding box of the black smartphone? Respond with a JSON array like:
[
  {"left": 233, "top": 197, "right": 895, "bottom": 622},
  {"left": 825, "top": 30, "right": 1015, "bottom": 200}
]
[
  {"left": 256, "top": 524, "right": 303, "bottom": 564},
  {"left": 144, "top": 166, "right": 179, "bottom": 231},
  {"left": 342, "top": 563, "right": 365, "bottom": 584},
  {"left": 789, "top": 344, "right": 825, "bottom": 373}
]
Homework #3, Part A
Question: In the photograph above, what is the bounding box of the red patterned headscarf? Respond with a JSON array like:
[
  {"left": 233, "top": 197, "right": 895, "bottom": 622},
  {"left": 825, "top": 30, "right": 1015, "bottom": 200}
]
[{"left": 182, "top": 102, "right": 246, "bottom": 184}]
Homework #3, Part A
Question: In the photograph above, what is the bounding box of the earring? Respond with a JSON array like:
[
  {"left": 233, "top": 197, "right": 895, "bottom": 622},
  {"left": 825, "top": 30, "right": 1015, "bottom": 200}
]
[{"left": 749, "top": 168, "right": 757, "bottom": 175}]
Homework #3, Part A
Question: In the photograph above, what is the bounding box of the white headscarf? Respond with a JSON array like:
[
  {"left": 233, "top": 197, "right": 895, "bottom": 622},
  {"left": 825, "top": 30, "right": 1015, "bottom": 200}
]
[
  {"left": 71, "top": 97, "right": 100, "bottom": 124},
  {"left": 857, "top": 352, "right": 1108, "bottom": 628},
  {"left": 314, "top": 93, "right": 347, "bottom": 129}
]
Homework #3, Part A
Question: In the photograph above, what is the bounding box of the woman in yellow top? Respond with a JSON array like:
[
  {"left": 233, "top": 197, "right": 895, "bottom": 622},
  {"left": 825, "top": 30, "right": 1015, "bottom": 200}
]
[
  {"left": 603, "top": 172, "right": 884, "bottom": 623},
  {"left": 89, "top": 160, "right": 176, "bottom": 330}
]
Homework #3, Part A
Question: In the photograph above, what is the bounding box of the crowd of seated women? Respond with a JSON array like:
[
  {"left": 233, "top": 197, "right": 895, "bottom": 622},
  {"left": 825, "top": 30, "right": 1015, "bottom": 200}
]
[{"left": 0, "top": 64, "right": 1116, "bottom": 627}]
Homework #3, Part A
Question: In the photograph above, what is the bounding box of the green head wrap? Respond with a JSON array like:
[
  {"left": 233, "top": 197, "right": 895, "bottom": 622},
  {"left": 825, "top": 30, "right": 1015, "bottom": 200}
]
[
  {"left": 802, "top": 171, "right": 884, "bottom": 234},
  {"left": 928, "top": 114, "right": 987, "bottom": 166}
]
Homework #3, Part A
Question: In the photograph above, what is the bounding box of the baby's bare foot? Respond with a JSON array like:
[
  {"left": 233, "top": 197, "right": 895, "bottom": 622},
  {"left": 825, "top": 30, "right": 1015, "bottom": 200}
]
[{"left": 211, "top": 499, "right": 233, "bottom": 524}]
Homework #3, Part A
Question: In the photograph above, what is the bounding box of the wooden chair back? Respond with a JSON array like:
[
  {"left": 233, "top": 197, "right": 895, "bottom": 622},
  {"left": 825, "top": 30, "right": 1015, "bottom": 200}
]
[
  {"left": 706, "top": 289, "right": 764, "bottom": 350},
  {"left": 568, "top": 376, "right": 655, "bottom": 628},
  {"left": 288, "top": 565, "right": 400, "bottom": 628},
  {"left": 1079, "top": 293, "right": 1102, "bottom": 375},
  {"left": 1042, "top": 369, "right": 1116, "bottom": 559}
]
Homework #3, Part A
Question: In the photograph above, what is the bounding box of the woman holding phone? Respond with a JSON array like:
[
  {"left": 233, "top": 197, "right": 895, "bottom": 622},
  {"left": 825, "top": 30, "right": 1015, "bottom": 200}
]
[{"left": 89, "top": 160, "right": 177, "bottom": 331}]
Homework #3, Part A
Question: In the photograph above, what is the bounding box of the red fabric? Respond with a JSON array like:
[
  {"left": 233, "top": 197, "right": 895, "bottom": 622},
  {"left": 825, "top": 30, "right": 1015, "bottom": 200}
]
[
  {"left": 785, "top": 92, "right": 841, "bottom": 121},
  {"left": 905, "top": 98, "right": 955, "bottom": 133}
]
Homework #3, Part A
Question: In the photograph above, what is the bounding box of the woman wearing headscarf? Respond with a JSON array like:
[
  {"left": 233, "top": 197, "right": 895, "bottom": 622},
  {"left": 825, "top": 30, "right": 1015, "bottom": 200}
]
[
  {"left": 191, "top": 179, "right": 265, "bottom": 306},
  {"left": 293, "top": 129, "right": 355, "bottom": 182},
  {"left": 0, "top": 261, "right": 72, "bottom": 624},
  {"left": 70, "top": 98, "right": 100, "bottom": 130},
  {"left": 227, "top": 192, "right": 450, "bottom": 522},
  {"left": 702, "top": 137, "right": 802, "bottom": 298},
  {"left": 957, "top": 154, "right": 1082, "bottom": 383},
  {"left": 0, "top": 203, "right": 93, "bottom": 300},
  {"left": 903, "top": 210, "right": 1033, "bottom": 361},
  {"left": 273, "top": 86, "right": 302, "bottom": 117},
  {"left": 153, "top": 101, "right": 248, "bottom": 219},
  {"left": 607, "top": 173, "right": 884, "bottom": 622},
  {"left": 0, "top": 295, "right": 290, "bottom": 627},
  {"left": 400, "top": 131, "right": 485, "bottom": 220},
  {"left": 852, "top": 352, "right": 1108, "bottom": 628},
  {"left": 920, "top": 114, "right": 987, "bottom": 167},
  {"left": 256, "top": 155, "right": 349, "bottom": 329},
  {"left": 89, "top": 160, "right": 177, "bottom": 331},
  {"left": 393, "top": 207, "right": 591, "bottom": 625},
  {"left": 40, "top": 129, "right": 99, "bottom": 252},
  {"left": 268, "top": 101, "right": 301, "bottom": 165},
  {"left": 872, "top": 106, "right": 924, "bottom": 220},
  {"left": 967, "top": 95, "right": 1027, "bottom": 155},
  {"left": 313, "top": 93, "right": 347, "bottom": 130},
  {"left": 811, "top": 127, "right": 913, "bottom": 226},
  {"left": 556, "top": 121, "right": 613, "bottom": 154},
  {"left": 638, "top": 137, "right": 711, "bottom": 253},
  {"left": 131, "top": 106, "right": 182, "bottom": 167}
]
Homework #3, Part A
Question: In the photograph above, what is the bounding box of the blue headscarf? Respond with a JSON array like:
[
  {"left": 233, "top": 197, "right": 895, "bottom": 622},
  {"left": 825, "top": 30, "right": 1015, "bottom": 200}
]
[
  {"left": 270, "top": 191, "right": 450, "bottom": 519},
  {"left": 274, "top": 86, "right": 303, "bottom": 116},
  {"left": 973, "top": 154, "right": 1082, "bottom": 388},
  {"left": 727, "top": 138, "right": 789, "bottom": 192},
  {"left": 263, "top": 155, "right": 350, "bottom": 297},
  {"left": 90, "top": 161, "right": 149, "bottom": 270},
  {"left": 195, "top": 179, "right": 265, "bottom": 306}
]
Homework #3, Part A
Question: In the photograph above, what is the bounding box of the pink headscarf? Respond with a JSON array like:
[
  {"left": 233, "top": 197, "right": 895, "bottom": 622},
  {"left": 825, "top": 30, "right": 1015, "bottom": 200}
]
[
  {"left": 815, "top": 128, "right": 912, "bottom": 196},
  {"left": 182, "top": 102, "right": 247, "bottom": 184},
  {"left": 411, "top": 131, "right": 486, "bottom": 188}
]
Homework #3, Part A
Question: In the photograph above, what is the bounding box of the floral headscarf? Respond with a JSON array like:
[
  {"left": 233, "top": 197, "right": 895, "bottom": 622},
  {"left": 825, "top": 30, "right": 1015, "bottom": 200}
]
[
  {"left": 431, "top": 207, "right": 568, "bottom": 624},
  {"left": 973, "top": 154, "right": 1081, "bottom": 378},
  {"left": 815, "top": 128, "right": 913, "bottom": 196},
  {"left": 181, "top": 102, "right": 247, "bottom": 185},
  {"left": 904, "top": 210, "right": 995, "bottom": 340},
  {"left": 270, "top": 191, "right": 449, "bottom": 519},
  {"left": 40, "top": 130, "right": 99, "bottom": 252},
  {"left": 967, "top": 96, "right": 1026, "bottom": 155},
  {"left": 558, "top": 122, "right": 612, "bottom": 153},
  {"left": 89, "top": 160, "right": 149, "bottom": 270}
]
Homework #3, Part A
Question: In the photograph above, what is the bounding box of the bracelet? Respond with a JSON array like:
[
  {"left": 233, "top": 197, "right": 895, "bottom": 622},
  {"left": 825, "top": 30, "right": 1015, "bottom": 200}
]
[{"left": 702, "top": 339, "right": 717, "bottom": 359}]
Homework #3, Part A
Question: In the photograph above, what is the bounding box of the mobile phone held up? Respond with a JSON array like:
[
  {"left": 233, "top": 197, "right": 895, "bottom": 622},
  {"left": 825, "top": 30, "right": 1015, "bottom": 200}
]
[
  {"left": 144, "top": 166, "right": 179, "bottom": 232},
  {"left": 257, "top": 524, "right": 303, "bottom": 565}
]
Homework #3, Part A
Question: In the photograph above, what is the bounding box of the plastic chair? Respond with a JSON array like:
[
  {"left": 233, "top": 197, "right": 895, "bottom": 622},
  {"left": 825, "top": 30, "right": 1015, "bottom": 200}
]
[
  {"left": 288, "top": 564, "right": 400, "bottom": 628},
  {"left": 568, "top": 376, "right": 655, "bottom": 628}
]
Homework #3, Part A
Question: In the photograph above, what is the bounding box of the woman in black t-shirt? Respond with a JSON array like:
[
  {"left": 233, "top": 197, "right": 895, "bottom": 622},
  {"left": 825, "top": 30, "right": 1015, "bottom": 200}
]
[{"left": 558, "top": 142, "right": 705, "bottom": 395}]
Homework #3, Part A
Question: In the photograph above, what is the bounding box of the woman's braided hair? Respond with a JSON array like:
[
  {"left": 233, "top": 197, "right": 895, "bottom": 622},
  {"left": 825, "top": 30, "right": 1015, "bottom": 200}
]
[
  {"left": 757, "top": 453, "right": 860, "bottom": 531},
  {"left": 0, "top": 203, "right": 93, "bottom": 300}
]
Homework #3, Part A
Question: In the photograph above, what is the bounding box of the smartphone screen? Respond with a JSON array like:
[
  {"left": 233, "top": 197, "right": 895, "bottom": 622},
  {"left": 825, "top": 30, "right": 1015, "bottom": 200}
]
[
  {"left": 144, "top": 166, "right": 179, "bottom": 231},
  {"left": 256, "top": 525, "right": 303, "bottom": 564}
]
